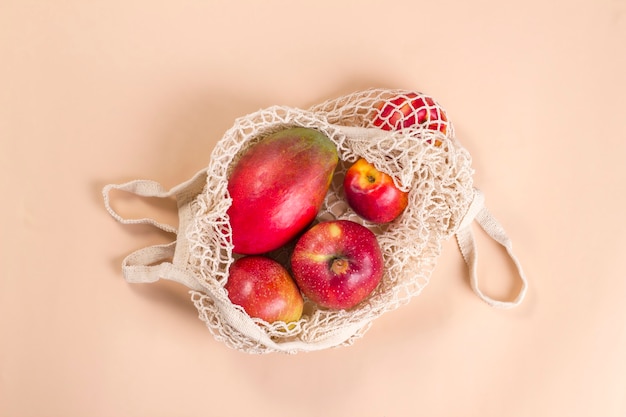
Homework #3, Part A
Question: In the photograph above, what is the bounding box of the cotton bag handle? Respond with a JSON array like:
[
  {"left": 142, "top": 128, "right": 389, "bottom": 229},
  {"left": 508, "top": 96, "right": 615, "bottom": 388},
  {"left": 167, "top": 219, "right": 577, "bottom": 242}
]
[
  {"left": 102, "top": 179, "right": 179, "bottom": 234},
  {"left": 102, "top": 171, "right": 207, "bottom": 292},
  {"left": 455, "top": 189, "right": 528, "bottom": 308}
]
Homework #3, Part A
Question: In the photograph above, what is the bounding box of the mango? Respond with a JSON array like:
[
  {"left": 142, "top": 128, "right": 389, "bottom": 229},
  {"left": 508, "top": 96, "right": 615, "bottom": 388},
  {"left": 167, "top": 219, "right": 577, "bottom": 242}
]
[{"left": 227, "top": 127, "right": 339, "bottom": 255}]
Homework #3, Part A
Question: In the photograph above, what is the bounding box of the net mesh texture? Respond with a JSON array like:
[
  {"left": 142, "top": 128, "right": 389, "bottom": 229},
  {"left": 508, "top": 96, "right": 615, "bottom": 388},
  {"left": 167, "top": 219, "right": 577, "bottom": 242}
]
[{"left": 184, "top": 88, "right": 475, "bottom": 354}]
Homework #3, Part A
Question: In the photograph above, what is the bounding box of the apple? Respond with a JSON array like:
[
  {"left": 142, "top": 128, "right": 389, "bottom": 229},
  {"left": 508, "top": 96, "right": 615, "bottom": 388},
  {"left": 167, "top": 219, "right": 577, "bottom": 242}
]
[
  {"left": 371, "top": 91, "right": 448, "bottom": 145},
  {"left": 227, "top": 127, "right": 338, "bottom": 255},
  {"left": 343, "top": 158, "right": 408, "bottom": 223},
  {"left": 290, "top": 220, "right": 384, "bottom": 310},
  {"left": 225, "top": 255, "right": 304, "bottom": 324}
]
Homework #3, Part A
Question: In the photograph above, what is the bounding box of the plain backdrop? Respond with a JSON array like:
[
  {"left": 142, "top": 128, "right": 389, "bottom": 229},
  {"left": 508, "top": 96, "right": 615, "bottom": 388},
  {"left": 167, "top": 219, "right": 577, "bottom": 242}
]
[{"left": 1, "top": 0, "right": 625, "bottom": 416}]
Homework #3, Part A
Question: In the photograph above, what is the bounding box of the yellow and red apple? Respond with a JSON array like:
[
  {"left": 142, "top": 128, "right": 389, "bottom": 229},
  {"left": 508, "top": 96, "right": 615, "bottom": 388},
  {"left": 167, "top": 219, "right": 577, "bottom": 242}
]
[
  {"left": 290, "top": 220, "right": 384, "bottom": 310},
  {"left": 343, "top": 158, "right": 408, "bottom": 224},
  {"left": 225, "top": 255, "right": 304, "bottom": 324}
]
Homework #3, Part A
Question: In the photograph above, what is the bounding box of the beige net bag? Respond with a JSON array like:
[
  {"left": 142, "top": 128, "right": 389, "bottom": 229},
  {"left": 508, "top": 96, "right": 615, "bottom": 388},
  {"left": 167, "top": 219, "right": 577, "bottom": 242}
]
[{"left": 103, "top": 88, "right": 528, "bottom": 354}]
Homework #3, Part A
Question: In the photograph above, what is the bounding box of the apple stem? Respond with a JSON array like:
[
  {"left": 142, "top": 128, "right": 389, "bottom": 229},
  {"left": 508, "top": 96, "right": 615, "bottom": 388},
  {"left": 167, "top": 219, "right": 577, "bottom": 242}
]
[{"left": 330, "top": 258, "right": 349, "bottom": 275}]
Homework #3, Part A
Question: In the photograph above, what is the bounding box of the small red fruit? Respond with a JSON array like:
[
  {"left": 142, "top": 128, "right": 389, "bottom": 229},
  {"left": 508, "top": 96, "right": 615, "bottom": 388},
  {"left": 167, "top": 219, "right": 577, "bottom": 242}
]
[
  {"left": 371, "top": 91, "right": 448, "bottom": 145},
  {"left": 290, "top": 220, "right": 384, "bottom": 310},
  {"left": 343, "top": 158, "right": 408, "bottom": 223},
  {"left": 225, "top": 256, "right": 304, "bottom": 324}
]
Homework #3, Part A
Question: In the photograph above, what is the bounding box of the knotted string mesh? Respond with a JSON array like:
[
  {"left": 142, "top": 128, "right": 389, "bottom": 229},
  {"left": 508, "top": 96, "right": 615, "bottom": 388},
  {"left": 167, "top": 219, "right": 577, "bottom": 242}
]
[{"left": 184, "top": 89, "right": 474, "bottom": 353}]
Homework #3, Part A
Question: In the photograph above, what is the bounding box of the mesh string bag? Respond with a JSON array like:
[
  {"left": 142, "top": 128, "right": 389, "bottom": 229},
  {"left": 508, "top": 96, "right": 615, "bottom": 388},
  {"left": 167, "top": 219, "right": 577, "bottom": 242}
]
[{"left": 103, "top": 88, "right": 528, "bottom": 354}]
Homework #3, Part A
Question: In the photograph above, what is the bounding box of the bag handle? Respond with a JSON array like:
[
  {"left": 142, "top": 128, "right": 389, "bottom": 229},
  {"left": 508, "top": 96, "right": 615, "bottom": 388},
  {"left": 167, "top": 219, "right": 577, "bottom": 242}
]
[
  {"left": 121, "top": 241, "right": 206, "bottom": 291},
  {"left": 455, "top": 189, "right": 528, "bottom": 308},
  {"left": 102, "top": 179, "right": 179, "bottom": 234},
  {"left": 102, "top": 172, "right": 208, "bottom": 292}
]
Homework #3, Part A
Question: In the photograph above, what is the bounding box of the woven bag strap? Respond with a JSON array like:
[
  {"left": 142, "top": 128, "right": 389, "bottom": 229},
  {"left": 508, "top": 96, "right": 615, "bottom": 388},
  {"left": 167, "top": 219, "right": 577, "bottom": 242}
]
[
  {"left": 456, "top": 189, "right": 528, "bottom": 308},
  {"left": 102, "top": 171, "right": 207, "bottom": 292},
  {"left": 119, "top": 241, "right": 205, "bottom": 291},
  {"left": 102, "top": 179, "right": 179, "bottom": 234}
]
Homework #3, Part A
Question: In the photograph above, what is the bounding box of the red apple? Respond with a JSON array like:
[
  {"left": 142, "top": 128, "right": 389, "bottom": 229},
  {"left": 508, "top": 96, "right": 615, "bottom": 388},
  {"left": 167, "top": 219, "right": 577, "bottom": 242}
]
[
  {"left": 225, "top": 256, "right": 304, "bottom": 324},
  {"left": 343, "top": 158, "right": 408, "bottom": 223},
  {"left": 290, "top": 220, "right": 384, "bottom": 310},
  {"left": 371, "top": 91, "right": 448, "bottom": 145}
]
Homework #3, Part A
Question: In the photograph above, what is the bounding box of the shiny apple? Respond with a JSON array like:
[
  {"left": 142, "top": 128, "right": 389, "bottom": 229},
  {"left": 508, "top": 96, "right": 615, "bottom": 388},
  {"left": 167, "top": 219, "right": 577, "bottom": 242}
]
[
  {"left": 225, "top": 255, "right": 303, "bottom": 324},
  {"left": 290, "top": 220, "right": 384, "bottom": 310},
  {"left": 371, "top": 91, "right": 448, "bottom": 145},
  {"left": 343, "top": 158, "right": 408, "bottom": 223}
]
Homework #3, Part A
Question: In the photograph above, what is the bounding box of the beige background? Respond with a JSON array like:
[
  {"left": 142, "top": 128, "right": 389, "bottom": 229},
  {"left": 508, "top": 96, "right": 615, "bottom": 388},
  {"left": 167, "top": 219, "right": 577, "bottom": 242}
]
[{"left": 1, "top": 0, "right": 625, "bottom": 416}]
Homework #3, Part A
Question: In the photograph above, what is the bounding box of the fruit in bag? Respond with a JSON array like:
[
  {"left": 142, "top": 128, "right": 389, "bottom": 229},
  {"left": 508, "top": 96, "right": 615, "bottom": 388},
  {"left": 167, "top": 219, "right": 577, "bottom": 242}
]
[
  {"left": 372, "top": 91, "right": 448, "bottom": 133},
  {"left": 225, "top": 256, "right": 304, "bottom": 324},
  {"left": 343, "top": 158, "right": 409, "bottom": 223},
  {"left": 372, "top": 91, "right": 448, "bottom": 145},
  {"left": 290, "top": 220, "right": 384, "bottom": 310},
  {"left": 227, "top": 127, "right": 338, "bottom": 254}
]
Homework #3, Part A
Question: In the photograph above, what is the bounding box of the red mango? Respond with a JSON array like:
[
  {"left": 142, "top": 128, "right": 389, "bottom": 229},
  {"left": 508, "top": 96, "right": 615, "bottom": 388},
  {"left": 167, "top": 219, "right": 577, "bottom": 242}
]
[{"left": 227, "top": 127, "right": 338, "bottom": 254}]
